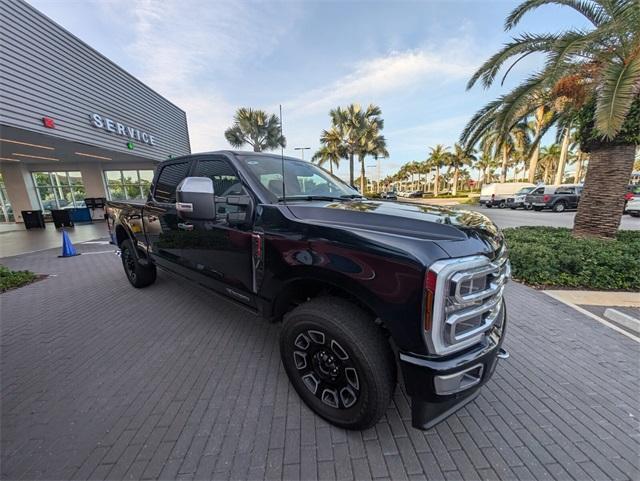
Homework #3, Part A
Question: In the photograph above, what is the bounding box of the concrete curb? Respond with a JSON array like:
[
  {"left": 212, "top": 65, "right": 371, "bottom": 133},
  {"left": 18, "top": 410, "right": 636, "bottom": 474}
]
[
  {"left": 543, "top": 291, "right": 640, "bottom": 343},
  {"left": 604, "top": 308, "right": 640, "bottom": 334}
]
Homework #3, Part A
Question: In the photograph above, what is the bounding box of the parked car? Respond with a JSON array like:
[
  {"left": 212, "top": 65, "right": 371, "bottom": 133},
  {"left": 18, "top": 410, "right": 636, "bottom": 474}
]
[
  {"left": 527, "top": 184, "right": 582, "bottom": 212},
  {"left": 625, "top": 197, "right": 640, "bottom": 217},
  {"left": 506, "top": 186, "right": 536, "bottom": 209},
  {"left": 407, "top": 190, "right": 423, "bottom": 198},
  {"left": 107, "top": 151, "right": 509, "bottom": 431},
  {"left": 624, "top": 184, "right": 640, "bottom": 213},
  {"left": 480, "top": 182, "right": 535, "bottom": 208},
  {"left": 380, "top": 191, "right": 397, "bottom": 200}
]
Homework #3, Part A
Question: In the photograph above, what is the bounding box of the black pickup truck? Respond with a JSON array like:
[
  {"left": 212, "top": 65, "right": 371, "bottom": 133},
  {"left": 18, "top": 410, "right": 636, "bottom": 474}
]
[{"left": 107, "top": 151, "right": 510, "bottom": 431}]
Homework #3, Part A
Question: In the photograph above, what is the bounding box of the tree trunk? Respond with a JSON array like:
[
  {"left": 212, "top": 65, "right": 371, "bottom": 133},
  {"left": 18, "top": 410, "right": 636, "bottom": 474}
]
[
  {"left": 452, "top": 168, "right": 459, "bottom": 196},
  {"left": 573, "top": 144, "right": 635, "bottom": 239},
  {"left": 434, "top": 170, "right": 440, "bottom": 196},
  {"left": 359, "top": 154, "right": 366, "bottom": 193},
  {"left": 528, "top": 147, "right": 540, "bottom": 183},
  {"left": 574, "top": 153, "right": 583, "bottom": 183},
  {"left": 555, "top": 127, "right": 571, "bottom": 185},
  {"left": 329, "top": 161, "right": 333, "bottom": 176},
  {"left": 349, "top": 152, "right": 355, "bottom": 187},
  {"left": 500, "top": 145, "right": 508, "bottom": 183}
]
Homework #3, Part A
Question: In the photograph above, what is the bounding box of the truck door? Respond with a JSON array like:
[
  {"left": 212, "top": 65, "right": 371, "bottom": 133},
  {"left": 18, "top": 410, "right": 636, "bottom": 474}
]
[
  {"left": 182, "top": 156, "right": 255, "bottom": 305},
  {"left": 144, "top": 160, "right": 192, "bottom": 270}
]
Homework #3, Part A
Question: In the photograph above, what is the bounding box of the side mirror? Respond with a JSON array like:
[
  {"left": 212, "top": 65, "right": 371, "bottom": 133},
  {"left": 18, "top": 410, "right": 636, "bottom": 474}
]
[
  {"left": 226, "top": 195, "right": 254, "bottom": 226},
  {"left": 176, "top": 177, "right": 216, "bottom": 220}
]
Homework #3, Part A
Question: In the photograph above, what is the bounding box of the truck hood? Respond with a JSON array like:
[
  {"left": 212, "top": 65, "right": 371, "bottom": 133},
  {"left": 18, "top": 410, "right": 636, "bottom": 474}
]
[{"left": 285, "top": 200, "right": 503, "bottom": 258}]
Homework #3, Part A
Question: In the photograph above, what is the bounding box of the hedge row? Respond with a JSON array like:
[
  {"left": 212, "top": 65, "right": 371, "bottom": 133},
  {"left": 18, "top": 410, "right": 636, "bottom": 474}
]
[
  {"left": 503, "top": 227, "right": 640, "bottom": 291},
  {"left": 0, "top": 265, "right": 38, "bottom": 293}
]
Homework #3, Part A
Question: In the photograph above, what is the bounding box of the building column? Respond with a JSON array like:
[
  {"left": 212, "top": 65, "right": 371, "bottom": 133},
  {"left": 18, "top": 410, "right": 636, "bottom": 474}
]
[
  {"left": 79, "top": 163, "right": 107, "bottom": 198},
  {"left": 1, "top": 162, "right": 39, "bottom": 223}
]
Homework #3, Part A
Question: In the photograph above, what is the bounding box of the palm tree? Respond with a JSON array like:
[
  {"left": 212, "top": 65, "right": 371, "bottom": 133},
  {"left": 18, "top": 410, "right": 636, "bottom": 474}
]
[
  {"left": 313, "top": 128, "right": 344, "bottom": 175},
  {"left": 427, "top": 145, "right": 450, "bottom": 196},
  {"left": 328, "top": 104, "right": 388, "bottom": 189},
  {"left": 447, "top": 144, "right": 476, "bottom": 196},
  {"left": 539, "top": 144, "right": 562, "bottom": 184},
  {"left": 464, "top": 0, "right": 640, "bottom": 238},
  {"left": 224, "top": 108, "right": 286, "bottom": 152},
  {"left": 474, "top": 152, "right": 498, "bottom": 188}
]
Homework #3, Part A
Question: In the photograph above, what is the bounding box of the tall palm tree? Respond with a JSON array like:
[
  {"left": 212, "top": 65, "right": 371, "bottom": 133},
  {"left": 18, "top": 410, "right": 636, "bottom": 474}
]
[
  {"left": 427, "top": 145, "right": 450, "bottom": 196},
  {"left": 474, "top": 152, "right": 499, "bottom": 188},
  {"left": 539, "top": 144, "right": 562, "bottom": 184},
  {"left": 328, "top": 104, "right": 388, "bottom": 189},
  {"left": 224, "top": 108, "right": 286, "bottom": 152},
  {"left": 447, "top": 144, "right": 476, "bottom": 196},
  {"left": 463, "top": 0, "right": 640, "bottom": 238}
]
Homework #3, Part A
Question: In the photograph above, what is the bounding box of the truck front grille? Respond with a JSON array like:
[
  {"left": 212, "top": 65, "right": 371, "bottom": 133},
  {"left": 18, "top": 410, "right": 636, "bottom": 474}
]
[{"left": 423, "top": 248, "right": 509, "bottom": 355}]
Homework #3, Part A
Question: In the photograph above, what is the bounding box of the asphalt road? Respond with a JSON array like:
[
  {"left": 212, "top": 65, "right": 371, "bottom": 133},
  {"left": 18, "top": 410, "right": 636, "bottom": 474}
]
[{"left": 457, "top": 205, "right": 640, "bottom": 230}]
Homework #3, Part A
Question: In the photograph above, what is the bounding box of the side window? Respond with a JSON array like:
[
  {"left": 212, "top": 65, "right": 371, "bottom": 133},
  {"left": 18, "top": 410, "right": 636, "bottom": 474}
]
[
  {"left": 154, "top": 162, "right": 189, "bottom": 203},
  {"left": 555, "top": 187, "right": 574, "bottom": 195},
  {"left": 193, "top": 159, "right": 245, "bottom": 217},
  {"left": 532, "top": 187, "right": 544, "bottom": 195}
]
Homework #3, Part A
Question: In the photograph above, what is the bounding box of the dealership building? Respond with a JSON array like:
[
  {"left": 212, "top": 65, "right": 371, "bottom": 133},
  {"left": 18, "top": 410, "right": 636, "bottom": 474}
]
[{"left": 0, "top": 0, "right": 191, "bottom": 224}]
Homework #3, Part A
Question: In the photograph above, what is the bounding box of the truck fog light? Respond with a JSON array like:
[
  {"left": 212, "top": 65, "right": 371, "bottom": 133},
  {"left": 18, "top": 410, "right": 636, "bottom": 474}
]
[{"left": 434, "top": 364, "right": 484, "bottom": 395}]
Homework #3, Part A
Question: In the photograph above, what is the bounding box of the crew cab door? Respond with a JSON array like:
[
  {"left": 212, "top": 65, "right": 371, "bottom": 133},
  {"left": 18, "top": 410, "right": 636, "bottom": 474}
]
[
  {"left": 144, "top": 159, "right": 193, "bottom": 269},
  {"left": 181, "top": 156, "right": 255, "bottom": 305}
]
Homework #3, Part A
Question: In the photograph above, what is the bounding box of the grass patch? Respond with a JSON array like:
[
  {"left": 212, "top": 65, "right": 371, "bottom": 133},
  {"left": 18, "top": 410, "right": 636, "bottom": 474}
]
[
  {"left": 0, "top": 265, "right": 38, "bottom": 293},
  {"left": 503, "top": 227, "right": 640, "bottom": 291}
]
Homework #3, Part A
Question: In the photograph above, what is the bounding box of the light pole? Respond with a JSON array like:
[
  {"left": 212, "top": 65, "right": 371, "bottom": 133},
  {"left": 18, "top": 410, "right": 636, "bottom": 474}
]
[{"left": 294, "top": 147, "right": 310, "bottom": 160}]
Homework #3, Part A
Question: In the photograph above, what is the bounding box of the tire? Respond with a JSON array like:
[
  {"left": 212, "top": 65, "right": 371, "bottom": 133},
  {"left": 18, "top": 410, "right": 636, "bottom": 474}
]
[
  {"left": 533, "top": 206, "right": 544, "bottom": 211},
  {"left": 552, "top": 201, "right": 566, "bottom": 213},
  {"left": 498, "top": 201, "right": 506, "bottom": 209},
  {"left": 525, "top": 203, "right": 533, "bottom": 210},
  {"left": 486, "top": 204, "right": 493, "bottom": 208},
  {"left": 120, "top": 239, "right": 156, "bottom": 288},
  {"left": 280, "top": 297, "right": 396, "bottom": 430}
]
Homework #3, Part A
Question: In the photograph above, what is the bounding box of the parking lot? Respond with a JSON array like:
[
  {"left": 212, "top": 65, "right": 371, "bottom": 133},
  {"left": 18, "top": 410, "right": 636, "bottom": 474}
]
[{"left": 1, "top": 242, "right": 638, "bottom": 481}]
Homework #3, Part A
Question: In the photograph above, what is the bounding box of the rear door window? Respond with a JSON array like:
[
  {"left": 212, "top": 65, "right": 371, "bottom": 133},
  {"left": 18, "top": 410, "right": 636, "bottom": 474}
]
[{"left": 154, "top": 162, "right": 190, "bottom": 203}]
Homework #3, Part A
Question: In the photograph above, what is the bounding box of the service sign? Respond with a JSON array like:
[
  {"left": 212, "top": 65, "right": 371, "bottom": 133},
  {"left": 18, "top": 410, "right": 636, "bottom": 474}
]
[{"left": 89, "top": 113, "right": 156, "bottom": 146}]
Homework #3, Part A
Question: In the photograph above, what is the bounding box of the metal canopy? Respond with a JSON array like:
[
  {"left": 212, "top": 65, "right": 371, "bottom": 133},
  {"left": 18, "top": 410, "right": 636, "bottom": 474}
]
[{"left": 0, "top": 124, "right": 162, "bottom": 166}]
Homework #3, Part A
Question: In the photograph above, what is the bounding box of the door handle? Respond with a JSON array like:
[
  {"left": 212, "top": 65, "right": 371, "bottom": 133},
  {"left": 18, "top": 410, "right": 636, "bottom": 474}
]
[{"left": 178, "top": 222, "right": 194, "bottom": 231}]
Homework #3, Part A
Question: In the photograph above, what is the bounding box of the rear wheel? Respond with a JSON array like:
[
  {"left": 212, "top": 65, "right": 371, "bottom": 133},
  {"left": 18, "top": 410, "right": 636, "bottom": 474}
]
[
  {"left": 121, "top": 239, "right": 156, "bottom": 288},
  {"left": 498, "top": 201, "right": 506, "bottom": 209},
  {"left": 280, "top": 297, "right": 396, "bottom": 430},
  {"left": 552, "top": 201, "right": 566, "bottom": 213}
]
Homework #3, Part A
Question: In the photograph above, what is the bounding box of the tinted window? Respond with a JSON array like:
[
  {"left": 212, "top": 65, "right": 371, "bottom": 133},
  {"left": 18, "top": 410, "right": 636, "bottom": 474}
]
[
  {"left": 555, "top": 187, "right": 575, "bottom": 194},
  {"left": 154, "top": 162, "right": 189, "bottom": 202},
  {"left": 193, "top": 159, "right": 245, "bottom": 218},
  {"left": 194, "top": 160, "right": 243, "bottom": 196}
]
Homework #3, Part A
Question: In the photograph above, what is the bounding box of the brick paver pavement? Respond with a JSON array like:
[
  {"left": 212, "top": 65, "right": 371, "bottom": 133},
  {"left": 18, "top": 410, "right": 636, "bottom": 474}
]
[{"left": 1, "top": 242, "right": 638, "bottom": 480}]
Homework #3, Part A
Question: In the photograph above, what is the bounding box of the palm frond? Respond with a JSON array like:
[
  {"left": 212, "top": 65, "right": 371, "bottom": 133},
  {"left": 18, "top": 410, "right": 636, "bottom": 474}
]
[
  {"left": 505, "top": 0, "right": 610, "bottom": 31},
  {"left": 467, "top": 33, "right": 560, "bottom": 89},
  {"left": 594, "top": 52, "right": 640, "bottom": 138}
]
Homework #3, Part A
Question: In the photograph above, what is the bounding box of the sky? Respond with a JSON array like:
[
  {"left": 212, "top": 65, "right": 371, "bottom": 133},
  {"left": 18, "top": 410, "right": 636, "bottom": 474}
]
[{"left": 28, "top": 0, "right": 591, "bottom": 181}]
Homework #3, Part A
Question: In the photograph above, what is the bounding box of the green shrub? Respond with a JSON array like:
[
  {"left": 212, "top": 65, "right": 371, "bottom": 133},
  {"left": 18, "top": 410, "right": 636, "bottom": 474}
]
[
  {"left": 0, "top": 265, "right": 38, "bottom": 293},
  {"left": 503, "top": 227, "right": 640, "bottom": 291}
]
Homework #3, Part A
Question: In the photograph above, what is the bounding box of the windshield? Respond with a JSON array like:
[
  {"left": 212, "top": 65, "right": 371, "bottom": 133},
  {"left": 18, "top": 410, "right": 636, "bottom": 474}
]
[{"left": 239, "top": 155, "right": 361, "bottom": 202}]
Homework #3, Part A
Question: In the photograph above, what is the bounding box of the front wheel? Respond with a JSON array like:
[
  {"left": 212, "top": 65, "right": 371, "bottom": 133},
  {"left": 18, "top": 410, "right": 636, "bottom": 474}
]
[
  {"left": 280, "top": 297, "right": 396, "bottom": 430},
  {"left": 121, "top": 239, "right": 156, "bottom": 288}
]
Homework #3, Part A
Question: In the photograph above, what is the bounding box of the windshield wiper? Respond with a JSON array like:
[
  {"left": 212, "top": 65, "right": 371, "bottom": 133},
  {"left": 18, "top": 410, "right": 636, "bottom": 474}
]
[{"left": 340, "top": 194, "right": 363, "bottom": 199}]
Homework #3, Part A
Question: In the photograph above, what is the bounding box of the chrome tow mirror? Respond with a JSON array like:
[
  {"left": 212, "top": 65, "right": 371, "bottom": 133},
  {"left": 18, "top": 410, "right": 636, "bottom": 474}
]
[{"left": 176, "top": 177, "right": 216, "bottom": 220}]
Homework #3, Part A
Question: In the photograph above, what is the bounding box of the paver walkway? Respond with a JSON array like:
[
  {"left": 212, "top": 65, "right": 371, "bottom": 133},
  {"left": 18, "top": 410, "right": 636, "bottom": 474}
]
[{"left": 1, "top": 242, "right": 638, "bottom": 481}]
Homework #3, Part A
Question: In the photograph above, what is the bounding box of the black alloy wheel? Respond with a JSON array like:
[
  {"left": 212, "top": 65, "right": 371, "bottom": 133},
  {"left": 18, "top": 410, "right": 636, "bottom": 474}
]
[{"left": 280, "top": 297, "right": 395, "bottom": 430}]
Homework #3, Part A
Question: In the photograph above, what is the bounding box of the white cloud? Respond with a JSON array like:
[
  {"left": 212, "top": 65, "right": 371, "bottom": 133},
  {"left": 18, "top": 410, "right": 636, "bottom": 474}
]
[
  {"left": 283, "top": 45, "right": 477, "bottom": 117},
  {"left": 99, "top": 0, "right": 302, "bottom": 152}
]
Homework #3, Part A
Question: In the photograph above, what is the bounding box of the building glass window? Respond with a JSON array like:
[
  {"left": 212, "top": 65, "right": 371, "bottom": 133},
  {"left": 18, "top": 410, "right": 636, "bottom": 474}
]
[
  {"left": 32, "top": 171, "right": 86, "bottom": 212},
  {"left": 0, "top": 173, "right": 14, "bottom": 222},
  {"left": 104, "top": 169, "right": 154, "bottom": 201}
]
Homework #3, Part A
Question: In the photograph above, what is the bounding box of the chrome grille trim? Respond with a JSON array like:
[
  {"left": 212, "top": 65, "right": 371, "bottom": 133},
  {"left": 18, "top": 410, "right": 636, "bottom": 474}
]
[{"left": 424, "top": 249, "right": 510, "bottom": 356}]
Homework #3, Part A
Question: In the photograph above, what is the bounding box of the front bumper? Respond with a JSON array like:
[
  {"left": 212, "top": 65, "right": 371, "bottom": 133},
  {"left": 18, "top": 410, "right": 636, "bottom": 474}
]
[{"left": 399, "top": 304, "right": 507, "bottom": 430}]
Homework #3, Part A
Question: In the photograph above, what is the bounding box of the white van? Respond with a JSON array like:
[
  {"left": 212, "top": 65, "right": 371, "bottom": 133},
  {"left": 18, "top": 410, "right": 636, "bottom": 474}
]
[{"left": 479, "top": 182, "right": 536, "bottom": 208}]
